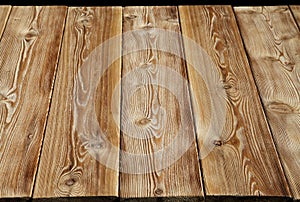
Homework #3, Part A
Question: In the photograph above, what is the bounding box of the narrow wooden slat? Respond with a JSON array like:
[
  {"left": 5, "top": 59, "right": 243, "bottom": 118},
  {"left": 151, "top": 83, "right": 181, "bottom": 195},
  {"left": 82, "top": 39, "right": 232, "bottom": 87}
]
[
  {"left": 120, "top": 6, "right": 203, "bottom": 199},
  {"left": 290, "top": 6, "right": 300, "bottom": 27},
  {"left": 0, "top": 6, "right": 67, "bottom": 198},
  {"left": 0, "top": 6, "right": 11, "bottom": 38},
  {"left": 234, "top": 6, "right": 300, "bottom": 199},
  {"left": 33, "top": 7, "right": 122, "bottom": 199},
  {"left": 179, "top": 6, "right": 291, "bottom": 198}
]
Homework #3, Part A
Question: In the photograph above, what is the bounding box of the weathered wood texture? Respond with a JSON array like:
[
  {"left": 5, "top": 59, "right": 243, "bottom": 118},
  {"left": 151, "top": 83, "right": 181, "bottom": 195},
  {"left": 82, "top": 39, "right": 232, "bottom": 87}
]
[
  {"left": 33, "top": 7, "right": 122, "bottom": 198},
  {"left": 290, "top": 6, "right": 300, "bottom": 28},
  {"left": 120, "top": 6, "right": 203, "bottom": 198},
  {"left": 179, "top": 6, "right": 290, "bottom": 197},
  {"left": 0, "top": 6, "right": 11, "bottom": 38},
  {"left": 0, "top": 6, "right": 66, "bottom": 198},
  {"left": 234, "top": 6, "right": 300, "bottom": 199}
]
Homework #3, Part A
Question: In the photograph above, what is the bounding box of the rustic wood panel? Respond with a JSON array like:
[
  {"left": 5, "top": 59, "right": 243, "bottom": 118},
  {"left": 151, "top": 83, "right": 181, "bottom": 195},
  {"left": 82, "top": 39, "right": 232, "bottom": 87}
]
[
  {"left": 120, "top": 6, "right": 203, "bottom": 198},
  {"left": 33, "top": 7, "right": 122, "bottom": 198},
  {"left": 0, "top": 6, "right": 11, "bottom": 38},
  {"left": 0, "top": 6, "right": 67, "bottom": 198},
  {"left": 234, "top": 6, "right": 300, "bottom": 199},
  {"left": 290, "top": 6, "right": 300, "bottom": 28},
  {"left": 179, "top": 6, "right": 291, "bottom": 197}
]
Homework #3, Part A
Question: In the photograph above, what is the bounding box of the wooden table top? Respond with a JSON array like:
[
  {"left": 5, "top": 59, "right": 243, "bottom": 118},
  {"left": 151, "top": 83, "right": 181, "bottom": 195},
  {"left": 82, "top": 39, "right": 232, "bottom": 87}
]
[{"left": 0, "top": 5, "right": 299, "bottom": 201}]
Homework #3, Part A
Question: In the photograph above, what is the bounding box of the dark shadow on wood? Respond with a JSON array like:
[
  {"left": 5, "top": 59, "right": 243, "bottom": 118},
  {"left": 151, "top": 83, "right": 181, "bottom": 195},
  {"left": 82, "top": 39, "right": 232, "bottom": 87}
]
[
  {"left": 2, "top": 0, "right": 300, "bottom": 6},
  {"left": 120, "top": 196, "right": 203, "bottom": 202},
  {"left": 32, "top": 196, "right": 118, "bottom": 202},
  {"left": 206, "top": 196, "right": 292, "bottom": 202},
  {"left": 0, "top": 198, "right": 29, "bottom": 202}
]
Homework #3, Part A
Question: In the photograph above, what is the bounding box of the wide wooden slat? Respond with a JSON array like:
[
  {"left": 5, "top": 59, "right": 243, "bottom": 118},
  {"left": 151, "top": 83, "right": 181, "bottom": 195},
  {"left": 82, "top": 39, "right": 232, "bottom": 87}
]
[
  {"left": 290, "top": 6, "right": 300, "bottom": 27},
  {"left": 120, "top": 6, "right": 203, "bottom": 199},
  {"left": 33, "top": 7, "right": 122, "bottom": 199},
  {"left": 234, "top": 6, "right": 300, "bottom": 199},
  {"left": 0, "top": 6, "right": 66, "bottom": 198},
  {"left": 179, "top": 6, "right": 291, "bottom": 198},
  {"left": 0, "top": 6, "right": 11, "bottom": 38}
]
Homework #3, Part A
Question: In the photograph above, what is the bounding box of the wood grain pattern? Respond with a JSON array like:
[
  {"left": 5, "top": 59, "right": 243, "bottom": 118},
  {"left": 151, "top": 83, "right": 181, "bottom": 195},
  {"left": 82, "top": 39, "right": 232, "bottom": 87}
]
[
  {"left": 0, "top": 6, "right": 67, "bottom": 198},
  {"left": 120, "top": 6, "right": 203, "bottom": 198},
  {"left": 179, "top": 6, "right": 290, "bottom": 197},
  {"left": 234, "top": 6, "right": 300, "bottom": 199},
  {"left": 290, "top": 6, "right": 300, "bottom": 28},
  {"left": 0, "top": 6, "right": 11, "bottom": 38},
  {"left": 33, "top": 7, "right": 122, "bottom": 198}
]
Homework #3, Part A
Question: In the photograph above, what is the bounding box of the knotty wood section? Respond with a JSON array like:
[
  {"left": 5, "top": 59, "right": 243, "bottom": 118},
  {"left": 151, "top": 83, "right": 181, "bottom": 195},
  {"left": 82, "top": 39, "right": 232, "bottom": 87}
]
[
  {"left": 0, "top": 6, "right": 66, "bottom": 198},
  {"left": 179, "top": 6, "right": 291, "bottom": 197},
  {"left": 290, "top": 6, "right": 300, "bottom": 27},
  {"left": 234, "top": 6, "right": 300, "bottom": 199},
  {"left": 33, "top": 7, "right": 122, "bottom": 199},
  {"left": 120, "top": 6, "right": 203, "bottom": 198},
  {"left": 0, "top": 6, "right": 11, "bottom": 38}
]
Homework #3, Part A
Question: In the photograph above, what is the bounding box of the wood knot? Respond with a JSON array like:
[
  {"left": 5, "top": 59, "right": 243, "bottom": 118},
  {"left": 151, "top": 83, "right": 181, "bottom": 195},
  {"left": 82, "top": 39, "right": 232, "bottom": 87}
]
[
  {"left": 0, "top": 93, "right": 5, "bottom": 101},
  {"left": 77, "top": 18, "right": 92, "bottom": 28},
  {"left": 140, "top": 62, "right": 153, "bottom": 68},
  {"left": 89, "top": 142, "right": 105, "bottom": 150},
  {"left": 75, "top": 8, "right": 94, "bottom": 29},
  {"left": 223, "top": 84, "right": 232, "bottom": 89},
  {"left": 135, "top": 118, "right": 151, "bottom": 126},
  {"left": 213, "top": 140, "right": 223, "bottom": 146},
  {"left": 65, "top": 178, "right": 76, "bottom": 186},
  {"left": 279, "top": 55, "right": 295, "bottom": 72},
  {"left": 141, "top": 23, "right": 154, "bottom": 29},
  {"left": 24, "top": 29, "right": 39, "bottom": 42},
  {"left": 124, "top": 14, "right": 138, "bottom": 20},
  {"left": 27, "top": 133, "right": 33, "bottom": 139},
  {"left": 267, "top": 101, "right": 296, "bottom": 114},
  {"left": 154, "top": 188, "right": 163, "bottom": 195}
]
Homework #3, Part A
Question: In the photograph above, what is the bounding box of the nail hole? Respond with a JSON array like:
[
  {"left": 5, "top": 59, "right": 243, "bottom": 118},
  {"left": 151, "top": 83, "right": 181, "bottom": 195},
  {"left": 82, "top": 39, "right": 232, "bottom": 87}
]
[{"left": 213, "top": 140, "right": 223, "bottom": 146}]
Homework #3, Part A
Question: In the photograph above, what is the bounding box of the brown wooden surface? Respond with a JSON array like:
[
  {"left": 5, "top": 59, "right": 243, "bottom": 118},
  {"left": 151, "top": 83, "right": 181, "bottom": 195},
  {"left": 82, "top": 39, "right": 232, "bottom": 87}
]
[
  {"left": 0, "top": 5, "right": 299, "bottom": 201},
  {"left": 120, "top": 6, "right": 203, "bottom": 198},
  {"left": 0, "top": 6, "right": 11, "bottom": 38},
  {"left": 179, "top": 5, "right": 291, "bottom": 197},
  {"left": 0, "top": 6, "right": 67, "bottom": 198},
  {"left": 234, "top": 6, "right": 300, "bottom": 199},
  {"left": 33, "top": 7, "right": 122, "bottom": 198},
  {"left": 290, "top": 6, "right": 300, "bottom": 28}
]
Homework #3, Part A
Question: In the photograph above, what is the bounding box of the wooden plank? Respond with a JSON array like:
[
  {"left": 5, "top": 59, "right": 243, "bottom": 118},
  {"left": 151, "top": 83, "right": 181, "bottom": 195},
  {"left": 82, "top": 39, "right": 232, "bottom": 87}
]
[
  {"left": 33, "top": 7, "right": 122, "bottom": 199},
  {"left": 0, "top": 6, "right": 67, "bottom": 198},
  {"left": 0, "top": 6, "right": 11, "bottom": 38},
  {"left": 179, "top": 6, "right": 291, "bottom": 198},
  {"left": 120, "top": 6, "right": 203, "bottom": 199},
  {"left": 290, "top": 6, "right": 300, "bottom": 27},
  {"left": 234, "top": 6, "right": 300, "bottom": 199}
]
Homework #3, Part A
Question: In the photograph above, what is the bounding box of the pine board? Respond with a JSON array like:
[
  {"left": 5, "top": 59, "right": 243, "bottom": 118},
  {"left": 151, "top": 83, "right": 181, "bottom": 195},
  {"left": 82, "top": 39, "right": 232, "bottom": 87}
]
[
  {"left": 120, "top": 6, "right": 204, "bottom": 199},
  {"left": 0, "top": 6, "right": 67, "bottom": 198},
  {"left": 33, "top": 7, "right": 122, "bottom": 199},
  {"left": 290, "top": 6, "right": 300, "bottom": 28},
  {"left": 0, "top": 6, "right": 11, "bottom": 38},
  {"left": 179, "top": 5, "right": 290, "bottom": 197},
  {"left": 234, "top": 6, "right": 300, "bottom": 199}
]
